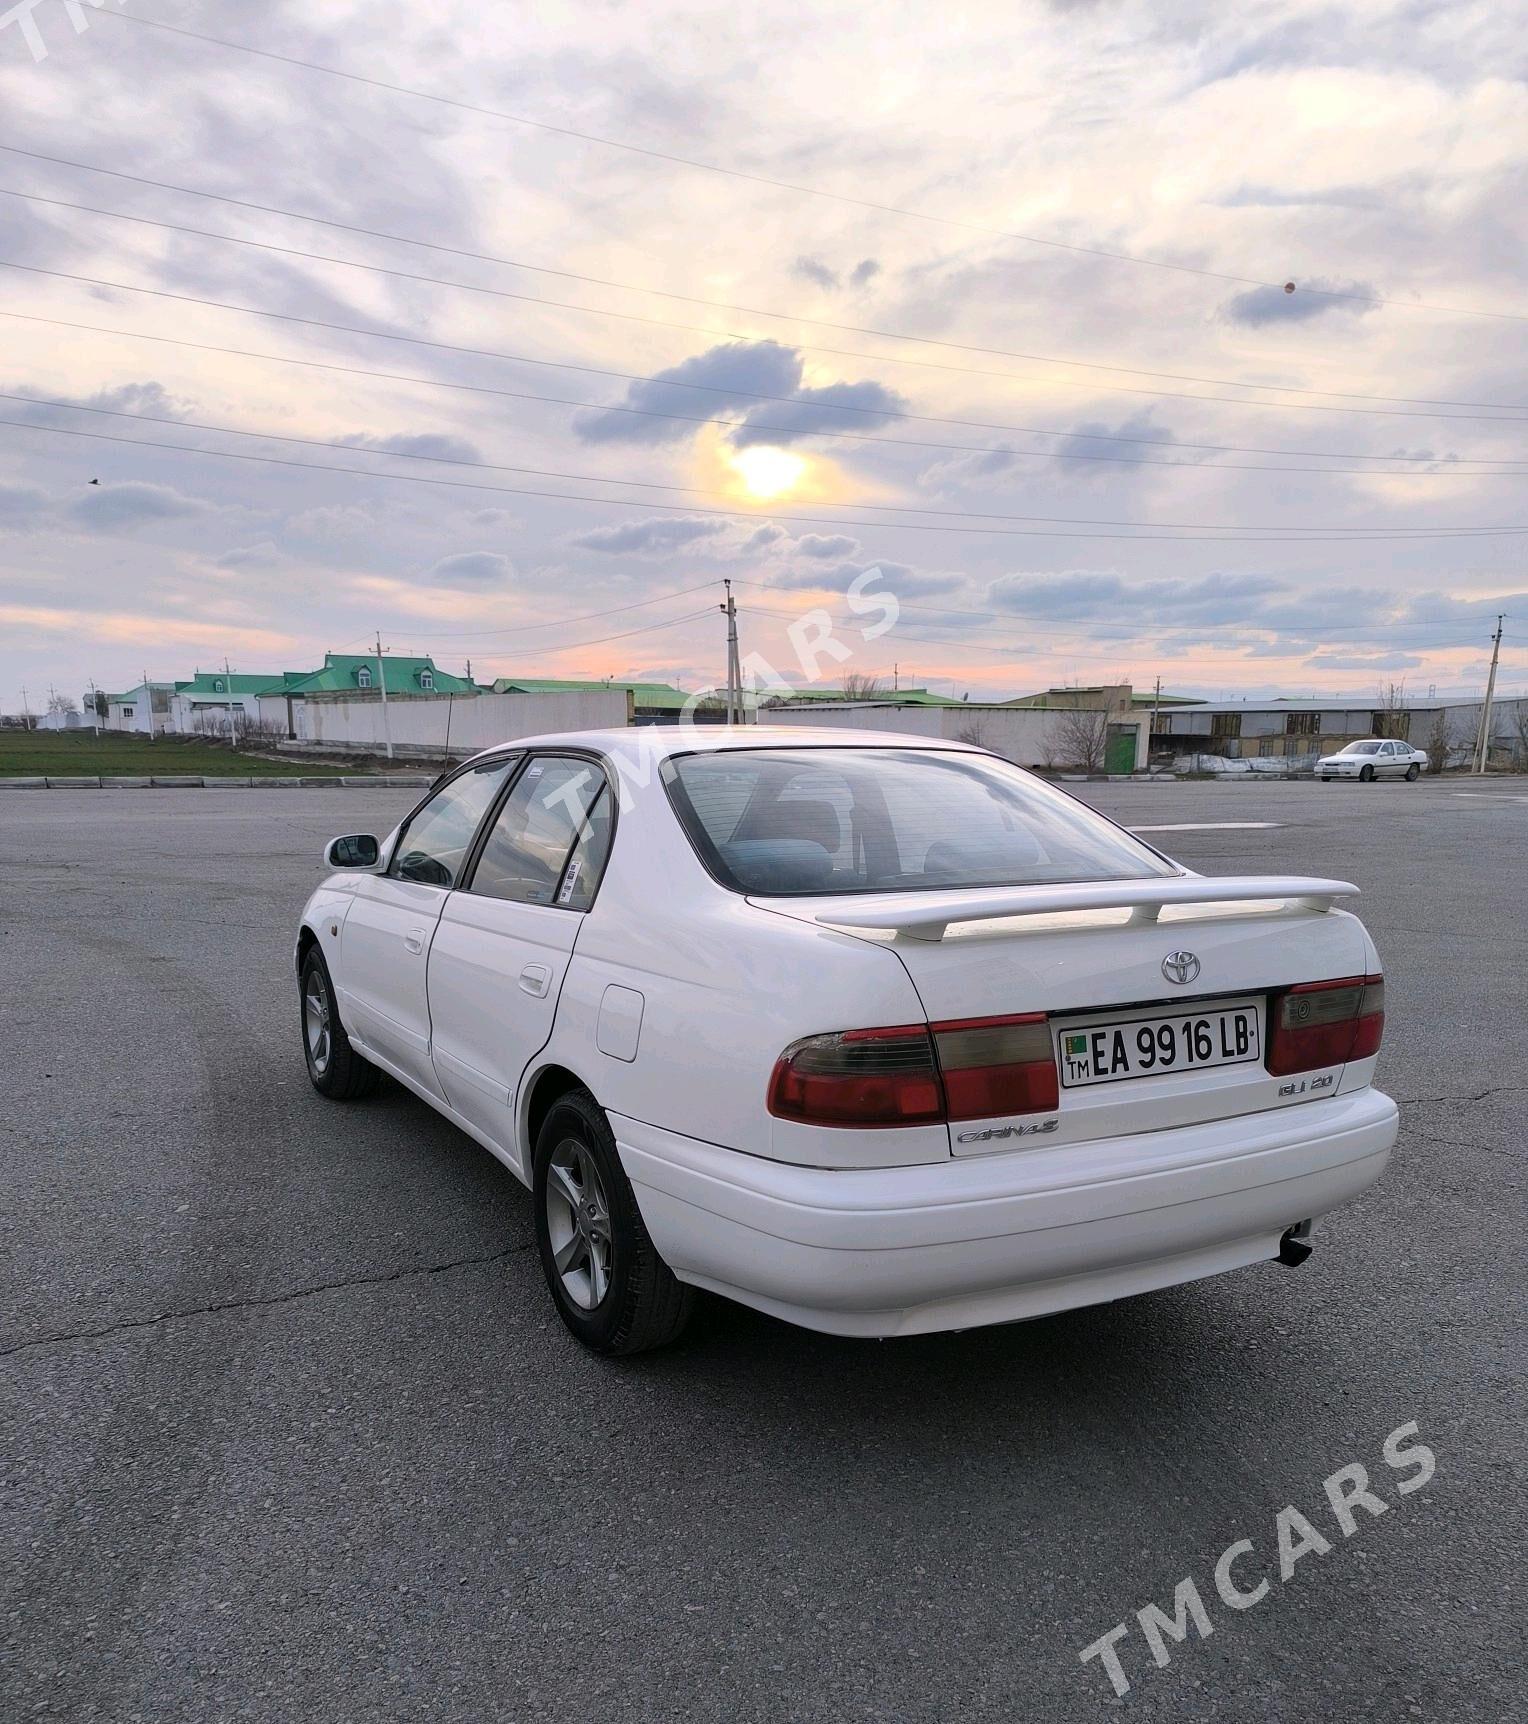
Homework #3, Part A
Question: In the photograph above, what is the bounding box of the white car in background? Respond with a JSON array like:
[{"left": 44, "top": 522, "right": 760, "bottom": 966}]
[
  {"left": 295, "top": 729, "right": 1397, "bottom": 1354},
  {"left": 1318, "top": 738, "right": 1427, "bottom": 781}
]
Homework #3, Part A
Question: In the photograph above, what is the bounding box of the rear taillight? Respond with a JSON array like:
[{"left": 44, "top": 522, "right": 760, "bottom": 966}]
[
  {"left": 768, "top": 1014, "right": 1059, "bottom": 1128},
  {"left": 1267, "top": 974, "right": 1384, "bottom": 1077},
  {"left": 767, "top": 1025, "right": 944, "bottom": 1126},
  {"left": 931, "top": 1014, "right": 1059, "bottom": 1120}
]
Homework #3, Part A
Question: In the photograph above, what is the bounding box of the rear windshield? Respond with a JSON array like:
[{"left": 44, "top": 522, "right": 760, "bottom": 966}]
[{"left": 663, "top": 748, "right": 1177, "bottom": 897}]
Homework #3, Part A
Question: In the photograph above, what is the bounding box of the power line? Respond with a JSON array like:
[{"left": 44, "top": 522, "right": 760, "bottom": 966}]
[
  {"left": 5, "top": 414, "right": 1525, "bottom": 541},
  {"left": 3, "top": 159, "right": 1522, "bottom": 413},
  {"left": 6, "top": 257, "right": 1527, "bottom": 427},
  {"left": 7, "top": 308, "right": 1522, "bottom": 478},
  {"left": 82, "top": 6, "right": 1526, "bottom": 324},
  {"left": 9, "top": 390, "right": 1518, "bottom": 531}
]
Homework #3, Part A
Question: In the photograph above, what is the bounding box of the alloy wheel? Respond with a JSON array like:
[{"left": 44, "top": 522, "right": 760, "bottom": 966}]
[
  {"left": 304, "top": 973, "right": 332, "bottom": 1074},
  {"left": 545, "top": 1137, "right": 613, "bottom": 1310}
]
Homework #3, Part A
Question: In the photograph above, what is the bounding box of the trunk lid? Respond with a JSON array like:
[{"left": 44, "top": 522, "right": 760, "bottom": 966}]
[{"left": 756, "top": 876, "right": 1373, "bottom": 1154}]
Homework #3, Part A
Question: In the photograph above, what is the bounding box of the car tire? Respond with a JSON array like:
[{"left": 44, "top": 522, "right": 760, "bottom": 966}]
[
  {"left": 533, "top": 1087, "right": 694, "bottom": 1356},
  {"left": 1406, "top": 764, "right": 1420, "bottom": 781},
  {"left": 1359, "top": 764, "right": 1375, "bottom": 782},
  {"left": 1321, "top": 776, "right": 1330, "bottom": 782},
  {"left": 300, "top": 946, "right": 379, "bottom": 1100}
]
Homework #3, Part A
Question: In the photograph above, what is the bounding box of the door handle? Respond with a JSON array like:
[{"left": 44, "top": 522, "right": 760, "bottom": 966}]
[
  {"left": 519, "top": 962, "right": 552, "bottom": 997},
  {"left": 404, "top": 928, "right": 426, "bottom": 954}
]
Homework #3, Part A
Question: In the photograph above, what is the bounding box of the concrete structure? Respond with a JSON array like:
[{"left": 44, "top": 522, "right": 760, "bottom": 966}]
[
  {"left": 290, "top": 687, "right": 631, "bottom": 759},
  {"left": 757, "top": 701, "right": 1150, "bottom": 771}
]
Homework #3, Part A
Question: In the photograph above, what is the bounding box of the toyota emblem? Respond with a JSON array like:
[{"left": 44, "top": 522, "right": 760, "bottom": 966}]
[{"left": 1162, "top": 950, "right": 1201, "bottom": 985}]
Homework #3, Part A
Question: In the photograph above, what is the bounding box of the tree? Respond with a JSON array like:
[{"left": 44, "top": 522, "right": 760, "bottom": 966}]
[
  {"left": 1424, "top": 709, "right": 1450, "bottom": 774},
  {"left": 1373, "top": 679, "right": 1410, "bottom": 739},
  {"left": 46, "top": 692, "right": 78, "bottom": 716},
  {"left": 1045, "top": 705, "right": 1110, "bottom": 773},
  {"left": 839, "top": 672, "right": 889, "bottom": 700}
]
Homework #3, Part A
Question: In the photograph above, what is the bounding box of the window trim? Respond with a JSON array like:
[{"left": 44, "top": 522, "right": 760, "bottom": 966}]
[
  {"left": 458, "top": 748, "right": 618, "bottom": 914},
  {"left": 659, "top": 744, "right": 1180, "bottom": 900}
]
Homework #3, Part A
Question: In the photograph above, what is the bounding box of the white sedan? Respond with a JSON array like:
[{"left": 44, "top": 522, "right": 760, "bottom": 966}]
[
  {"left": 1318, "top": 738, "right": 1427, "bottom": 781},
  {"left": 296, "top": 728, "right": 1397, "bottom": 1353}
]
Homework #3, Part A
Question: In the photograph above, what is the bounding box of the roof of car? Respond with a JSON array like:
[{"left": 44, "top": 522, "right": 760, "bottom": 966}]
[{"left": 465, "top": 725, "right": 979, "bottom": 763}]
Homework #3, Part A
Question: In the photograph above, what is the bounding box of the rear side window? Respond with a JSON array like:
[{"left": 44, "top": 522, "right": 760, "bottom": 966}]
[
  {"left": 470, "top": 757, "right": 611, "bottom": 908},
  {"left": 663, "top": 749, "right": 1175, "bottom": 897}
]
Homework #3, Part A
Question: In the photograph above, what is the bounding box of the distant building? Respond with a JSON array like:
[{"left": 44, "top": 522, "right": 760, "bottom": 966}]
[
  {"left": 170, "top": 671, "right": 288, "bottom": 736},
  {"left": 1151, "top": 694, "right": 1528, "bottom": 769},
  {"left": 489, "top": 677, "right": 692, "bottom": 724},
  {"left": 105, "top": 681, "right": 177, "bottom": 735}
]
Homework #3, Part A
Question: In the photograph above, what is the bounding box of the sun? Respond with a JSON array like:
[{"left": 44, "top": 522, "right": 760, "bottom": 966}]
[{"left": 729, "top": 444, "right": 807, "bottom": 500}]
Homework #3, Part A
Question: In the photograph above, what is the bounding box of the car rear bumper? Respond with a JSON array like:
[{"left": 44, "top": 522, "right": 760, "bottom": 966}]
[{"left": 612, "top": 1087, "right": 1398, "bottom": 1338}]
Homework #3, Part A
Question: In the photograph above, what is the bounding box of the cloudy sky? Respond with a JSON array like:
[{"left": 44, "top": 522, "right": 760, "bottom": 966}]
[{"left": 1, "top": 0, "right": 1524, "bottom": 710}]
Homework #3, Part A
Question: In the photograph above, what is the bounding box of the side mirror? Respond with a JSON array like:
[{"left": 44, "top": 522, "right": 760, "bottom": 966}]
[{"left": 325, "top": 833, "right": 380, "bottom": 870}]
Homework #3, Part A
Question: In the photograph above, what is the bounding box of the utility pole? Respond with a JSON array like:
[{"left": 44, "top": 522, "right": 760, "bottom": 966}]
[
  {"left": 19, "top": 685, "right": 31, "bottom": 730},
  {"left": 224, "top": 655, "right": 235, "bottom": 740},
  {"left": 375, "top": 632, "right": 394, "bottom": 761},
  {"left": 1474, "top": 614, "right": 1504, "bottom": 774},
  {"left": 1151, "top": 674, "right": 1162, "bottom": 764},
  {"left": 721, "top": 580, "right": 743, "bottom": 724},
  {"left": 86, "top": 677, "right": 100, "bottom": 735}
]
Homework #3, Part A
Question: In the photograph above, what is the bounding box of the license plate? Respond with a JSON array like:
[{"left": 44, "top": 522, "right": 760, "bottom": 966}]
[{"left": 1057, "top": 1002, "right": 1262, "bottom": 1088}]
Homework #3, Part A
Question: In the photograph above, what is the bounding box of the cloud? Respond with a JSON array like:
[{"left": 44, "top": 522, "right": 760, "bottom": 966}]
[
  {"left": 1304, "top": 651, "right": 1424, "bottom": 671},
  {"left": 793, "top": 533, "right": 861, "bottom": 558},
  {"left": 792, "top": 256, "right": 839, "bottom": 290},
  {"left": 216, "top": 540, "right": 285, "bottom": 570},
  {"left": 792, "top": 256, "right": 881, "bottom": 292},
  {"left": 569, "top": 516, "right": 730, "bottom": 554},
  {"left": 730, "top": 379, "right": 907, "bottom": 447},
  {"left": 0, "top": 481, "right": 49, "bottom": 523},
  {"left": 68, "top": 482, "right": 209, "bottom": 529},
  {"left": 1052, "top": 412, "right": 1179, "bottom": 473},
  {"left": 987, "top": 570, "right": 1284, "bottom": 623},
  {"left": 1223, "top": 278, "right": 1379, "bottom": 326},
  {"left": 741, "top": 524, "right": 789, "bottom": 553},
  {"left": 766, "top": 558, "right": 964, "bottom": 599},
  {"left": 426, "top": 550, "right": 512, "bottom": 585},
  {"left": 338, "top": 431, "right": 484, "bottom": 463},
  {"left": 573, "top": 341, "right": 804, "bottom": 446},
  {"left": 571, "top": 338, "right": 904, "bottom": 449}
]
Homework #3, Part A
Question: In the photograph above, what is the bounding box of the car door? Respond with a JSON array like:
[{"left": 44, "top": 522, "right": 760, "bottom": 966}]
[
  {"left": 1381, "top": 740, "right": 1407, "bottom": 777},
  {"left": 340, "top": 756, "right": 516, "bottom": 1097},
  {"left": 428, "top": 754, "right": 615, "bottom": 1152}
]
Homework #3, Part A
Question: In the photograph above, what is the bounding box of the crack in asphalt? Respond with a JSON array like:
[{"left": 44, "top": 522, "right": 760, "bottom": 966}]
[
  {"left": 0, "top": 1243, "right": 530, "bottom": 1363},
  {"left": 1396, "top": 1082, "right": 1528, "bottom": 1107}
]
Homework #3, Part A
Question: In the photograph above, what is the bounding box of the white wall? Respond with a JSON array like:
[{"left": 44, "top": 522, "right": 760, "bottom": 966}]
[
  {"left": 293, "top": 688, "right": 632, "bottom": 755},
  {"left": 171, "top": 693, "right": 265, "bottom": 735},
  {"left": 759, "top": 703, "right": 1147, "bottom": 770}
]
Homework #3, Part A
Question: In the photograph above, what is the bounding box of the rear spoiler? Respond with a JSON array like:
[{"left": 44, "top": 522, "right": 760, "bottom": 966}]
[{"left": 813, "top": 876, "right": 1361, "bottom": 942}]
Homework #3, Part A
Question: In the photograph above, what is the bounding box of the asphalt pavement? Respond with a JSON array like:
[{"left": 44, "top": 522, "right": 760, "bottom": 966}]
[{"left": 2, "top": 776, "right": 1523, "bottom": 1722}]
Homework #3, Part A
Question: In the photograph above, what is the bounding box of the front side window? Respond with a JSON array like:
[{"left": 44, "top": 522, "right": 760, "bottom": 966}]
[
  {"left": 388, "top": 758, "right": 514, "bottom": 888},
  {"left": 664, "top": 748, "right": 1176, "bottom": 897},
  {"left": 470, "top": 757, "right": 611, "bottom": 908}
]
